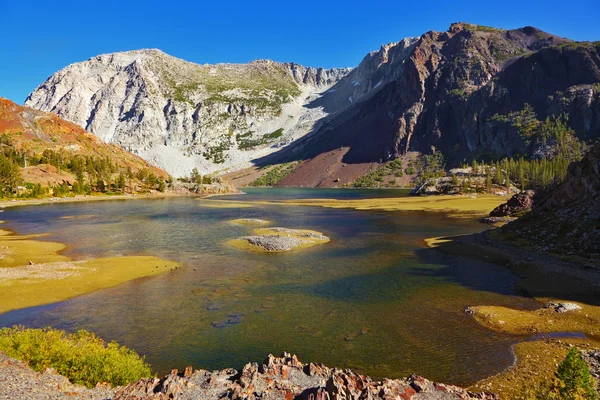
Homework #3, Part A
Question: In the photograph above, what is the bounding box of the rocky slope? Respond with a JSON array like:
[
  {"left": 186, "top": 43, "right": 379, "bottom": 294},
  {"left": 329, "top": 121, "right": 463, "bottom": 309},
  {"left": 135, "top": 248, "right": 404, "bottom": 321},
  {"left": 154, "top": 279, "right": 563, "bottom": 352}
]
[
  {"left": 26, "top": 50, "right": 350, "bottom": 177},
  {"left": 259, "top": 23, "right": 600, "bottom": 187},
  {"left": 0, "top": 97, "right": 168, "bottom": 192},
  {"left": 498, "top": 142, "right": 600, "bottom": 261}
]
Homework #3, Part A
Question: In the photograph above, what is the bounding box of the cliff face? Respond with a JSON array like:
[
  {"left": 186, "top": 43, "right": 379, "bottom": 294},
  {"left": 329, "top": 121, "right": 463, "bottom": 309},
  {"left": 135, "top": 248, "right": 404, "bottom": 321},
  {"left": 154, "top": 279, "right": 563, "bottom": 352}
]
[
  {"left": 25, "top": 50, "right": 350, "bottom": 177},
  {"left": 500, "top": 143, "right": 600, "bottom": 259},
  {"left": 261, "top": 24, "right": 600, "bottom": 186}
]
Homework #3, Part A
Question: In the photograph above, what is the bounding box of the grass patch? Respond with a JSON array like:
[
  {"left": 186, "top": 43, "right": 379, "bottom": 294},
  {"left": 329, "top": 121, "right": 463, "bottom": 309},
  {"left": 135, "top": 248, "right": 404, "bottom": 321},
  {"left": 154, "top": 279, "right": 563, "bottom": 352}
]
[
  {"left": 471, "top": 340, "right": 582, "bottom": 399},
  {"left": 0, "top": 326, "right": 151, "bottom": 388},
  {"left": 236, "top": 128, "right": 284, "bottom": 150},
  {"left": 249, "top": 162, "right": 297, "bottom": 187}
]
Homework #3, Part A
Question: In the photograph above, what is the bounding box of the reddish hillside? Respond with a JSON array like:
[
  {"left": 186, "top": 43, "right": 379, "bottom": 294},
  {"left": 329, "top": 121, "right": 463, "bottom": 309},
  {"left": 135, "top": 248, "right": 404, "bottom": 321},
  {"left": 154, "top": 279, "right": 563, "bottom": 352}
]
[{"left": 0, "top": 97, "right": 167, "bottom": 178}]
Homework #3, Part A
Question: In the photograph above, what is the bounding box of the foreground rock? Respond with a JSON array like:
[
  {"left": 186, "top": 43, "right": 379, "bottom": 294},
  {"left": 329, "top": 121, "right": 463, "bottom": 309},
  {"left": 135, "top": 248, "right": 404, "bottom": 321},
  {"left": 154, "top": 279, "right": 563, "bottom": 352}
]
[
  {"left": 229, "top": 227, "right": 330, "bottom": 252},
  {"left": 489, "top": 190, "right": 534, "bottom": 217},
  {"left": 0, "top": 353, "right": 113, "bottom": 400},
  {"left": 115, "top": 353, "right": 498, "bottom": 399}
]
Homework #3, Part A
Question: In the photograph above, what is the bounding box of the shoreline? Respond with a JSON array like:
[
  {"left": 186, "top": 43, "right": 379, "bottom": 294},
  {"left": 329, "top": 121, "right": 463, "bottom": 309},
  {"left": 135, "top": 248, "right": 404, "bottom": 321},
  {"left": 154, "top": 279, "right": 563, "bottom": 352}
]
[
  {"left": 0, "top": 188, "right": 245, "bottom": 210},
  {"left": 429, "top": 231, "right": 600, "bottom": 397}
]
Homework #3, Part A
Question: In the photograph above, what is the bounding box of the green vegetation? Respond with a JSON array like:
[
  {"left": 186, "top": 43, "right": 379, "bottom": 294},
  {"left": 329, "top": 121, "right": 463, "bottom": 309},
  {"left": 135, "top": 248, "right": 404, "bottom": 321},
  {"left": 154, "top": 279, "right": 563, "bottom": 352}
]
[
  {"left": 462, "top": 24, "right": 505, "bottom": 33},
  {"left": 351, "top": 159, "right": 404, "bottom": 188},
  {"left": 236, "top": 128, "right": 284, "bottom": 150},
  {"left": 0, "top": 326, "right": 151, "bottom": 388},
  {"left": 411, "top": 153, "right": 446, "bottom": 186},
  {"left": 516, "top": 348, "right": 598, "bottom": 400},
  {"left": 161, "top": 63, "right": 302, "bottom": 113},
  {"left": 202, "top": 138, "right": 232, "bottom": 164},
  {"left": 0, "top": 135, "right": 164, "bottom": 198},
  {"left": 249, "top": 163, "right": 297, "bottom": 186},
  {"left": 189, "top": 167, "right": 217, "bottom": 184}
]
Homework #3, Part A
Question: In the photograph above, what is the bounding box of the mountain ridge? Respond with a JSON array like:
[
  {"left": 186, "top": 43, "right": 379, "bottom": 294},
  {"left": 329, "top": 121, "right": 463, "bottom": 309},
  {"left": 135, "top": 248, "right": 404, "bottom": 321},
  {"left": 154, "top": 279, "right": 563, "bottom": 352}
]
[
  {"left": 25, "top": 50, "right": 351, "bottom": 177},
  {"left": 25, "top": 23, "right": 600, "bottom": 184}
]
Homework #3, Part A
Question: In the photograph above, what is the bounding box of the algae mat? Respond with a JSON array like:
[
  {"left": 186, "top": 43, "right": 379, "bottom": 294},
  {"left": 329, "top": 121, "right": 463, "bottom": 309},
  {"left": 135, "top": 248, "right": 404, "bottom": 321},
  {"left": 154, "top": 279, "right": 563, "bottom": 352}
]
[{"left": 0, "top": 227, "right": 178, "bottom": 314}]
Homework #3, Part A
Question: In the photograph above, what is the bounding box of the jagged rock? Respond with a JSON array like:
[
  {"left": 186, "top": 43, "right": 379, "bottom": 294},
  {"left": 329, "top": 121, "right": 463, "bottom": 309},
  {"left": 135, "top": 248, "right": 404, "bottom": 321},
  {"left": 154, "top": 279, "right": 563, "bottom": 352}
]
[
  {"left": 114, "top": 353, "right": 499, "bottom": 399},
  {"left": 489, "top": 190, "right": 535, "bottom": 217}
]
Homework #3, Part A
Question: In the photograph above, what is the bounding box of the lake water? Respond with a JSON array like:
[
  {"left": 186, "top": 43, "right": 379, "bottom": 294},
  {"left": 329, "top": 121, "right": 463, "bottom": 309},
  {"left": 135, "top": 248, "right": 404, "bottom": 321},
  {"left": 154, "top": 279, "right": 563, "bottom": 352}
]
[{"left": 0, "top": 188, "right": 539, "bottom": 386}]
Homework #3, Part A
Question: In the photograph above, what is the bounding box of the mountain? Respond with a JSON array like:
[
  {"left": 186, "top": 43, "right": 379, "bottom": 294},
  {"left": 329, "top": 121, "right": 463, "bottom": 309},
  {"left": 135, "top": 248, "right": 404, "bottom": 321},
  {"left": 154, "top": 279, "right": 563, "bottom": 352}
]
[
  {"left": 260, "top": 23, "right": 600, "bottom": 186},
  {"left": 25, "top": 24, "right": 600, "bottom": 185},
  {"left": 0, "top": 97, "right": 168, "bottom": 194},
  {"left": 25, "top": 50, "right": 350, "bottom": 177}
]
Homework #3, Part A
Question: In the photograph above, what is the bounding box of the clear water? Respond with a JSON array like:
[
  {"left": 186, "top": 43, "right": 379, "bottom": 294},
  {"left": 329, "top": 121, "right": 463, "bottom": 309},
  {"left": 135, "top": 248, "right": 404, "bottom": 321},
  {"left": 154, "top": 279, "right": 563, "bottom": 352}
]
[{"left": 0, "top": 189, "right": 539, "bottom": 385}]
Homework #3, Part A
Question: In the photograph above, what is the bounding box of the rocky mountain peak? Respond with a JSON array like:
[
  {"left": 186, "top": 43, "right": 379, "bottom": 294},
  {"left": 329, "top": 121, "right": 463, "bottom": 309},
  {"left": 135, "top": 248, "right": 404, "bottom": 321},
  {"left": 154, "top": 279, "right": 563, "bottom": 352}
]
[{"left": 25, "top": 49, "right": 351, "bottom": 177}]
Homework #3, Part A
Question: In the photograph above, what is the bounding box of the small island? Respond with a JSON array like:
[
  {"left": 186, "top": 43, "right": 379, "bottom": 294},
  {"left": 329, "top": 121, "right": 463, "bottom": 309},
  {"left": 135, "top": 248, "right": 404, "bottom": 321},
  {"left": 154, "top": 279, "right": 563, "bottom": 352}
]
[{"left": 228, "top": 227, "right": 330, "bottom": 252}]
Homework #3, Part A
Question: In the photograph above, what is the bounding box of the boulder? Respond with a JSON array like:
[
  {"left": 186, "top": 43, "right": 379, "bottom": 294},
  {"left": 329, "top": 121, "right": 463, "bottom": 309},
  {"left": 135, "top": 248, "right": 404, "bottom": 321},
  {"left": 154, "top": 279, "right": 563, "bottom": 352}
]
[{"left": 489, "top": 190, "right": 535, "bottom": 217}]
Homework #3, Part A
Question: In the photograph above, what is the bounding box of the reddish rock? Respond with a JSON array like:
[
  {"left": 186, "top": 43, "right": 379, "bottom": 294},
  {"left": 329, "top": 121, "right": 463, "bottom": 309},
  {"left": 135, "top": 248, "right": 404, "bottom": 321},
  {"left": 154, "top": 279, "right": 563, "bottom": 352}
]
[
  {"left": 113, "top": 352, "right": 499, "bottom": 399},
  {"left": 489, "top": 190, "right": 535, "bottom": 217}
]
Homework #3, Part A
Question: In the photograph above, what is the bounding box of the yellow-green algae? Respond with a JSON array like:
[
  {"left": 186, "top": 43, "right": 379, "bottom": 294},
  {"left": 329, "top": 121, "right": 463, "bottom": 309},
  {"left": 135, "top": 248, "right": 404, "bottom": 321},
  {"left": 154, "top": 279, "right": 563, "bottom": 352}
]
[
  {"left": 228, "top": 227, "right": 330, "bottom": 253},
  {"left": 469, "top": 301, "right": 600, "bottom": 336},
  {"left": 197, "top": 200, "right": 254, "bottom": 208},
  {"left": 229, "top": 218, "right": 270, "bottom": 225},
  {"left": 0, "top": 228, "right": 179, "bottom": 314},
  {"left": 273, "top": 194, "right": 509, "bottom": 215}
]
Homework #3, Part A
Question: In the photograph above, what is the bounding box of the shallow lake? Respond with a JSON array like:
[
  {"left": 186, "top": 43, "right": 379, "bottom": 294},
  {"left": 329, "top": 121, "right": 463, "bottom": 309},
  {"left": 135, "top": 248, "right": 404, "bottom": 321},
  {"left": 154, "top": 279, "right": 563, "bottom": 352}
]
[{"left": 0, "top": 188, "right": 539, "bottom": 385}]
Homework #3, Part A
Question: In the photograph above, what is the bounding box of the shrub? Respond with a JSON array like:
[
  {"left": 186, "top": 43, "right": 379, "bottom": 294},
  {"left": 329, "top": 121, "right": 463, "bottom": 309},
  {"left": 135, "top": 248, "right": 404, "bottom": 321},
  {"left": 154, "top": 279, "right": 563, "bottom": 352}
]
[
  {"left": 0, "top": 326, "right": 152, "bottom": 388},
  {"left": 553, "top": 348, "right": 597, "bottom": 400},
  {"left": 515, "top": 348, "right": 598, "bottom": 400}
]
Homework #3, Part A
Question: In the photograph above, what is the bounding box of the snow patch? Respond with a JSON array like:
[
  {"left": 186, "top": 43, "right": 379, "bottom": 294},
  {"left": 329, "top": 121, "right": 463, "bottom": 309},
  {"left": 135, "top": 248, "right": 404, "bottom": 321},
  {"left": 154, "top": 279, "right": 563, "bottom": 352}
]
[{"left": 348, "top": 97, "right": 353, "bottom": 103}]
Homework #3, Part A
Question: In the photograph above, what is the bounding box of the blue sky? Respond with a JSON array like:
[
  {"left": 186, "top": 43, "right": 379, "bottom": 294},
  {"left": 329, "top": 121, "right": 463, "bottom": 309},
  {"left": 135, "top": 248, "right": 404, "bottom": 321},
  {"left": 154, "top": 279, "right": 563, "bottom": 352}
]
[{"left": 1, "top": 0, "right": 598, "bottom": 104}]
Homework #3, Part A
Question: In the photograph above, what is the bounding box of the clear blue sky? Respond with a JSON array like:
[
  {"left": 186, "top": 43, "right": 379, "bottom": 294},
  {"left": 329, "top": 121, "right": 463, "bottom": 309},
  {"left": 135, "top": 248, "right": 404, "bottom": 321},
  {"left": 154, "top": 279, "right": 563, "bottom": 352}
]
[{"left": 1, "top": 0, "right": 598, "bottom": 104}]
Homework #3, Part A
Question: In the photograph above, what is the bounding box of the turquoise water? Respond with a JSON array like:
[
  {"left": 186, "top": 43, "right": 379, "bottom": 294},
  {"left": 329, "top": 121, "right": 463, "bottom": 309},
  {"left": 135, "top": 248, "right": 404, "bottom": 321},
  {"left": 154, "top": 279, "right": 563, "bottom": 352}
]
[{"left": 0, "top": 189, "right": 538, "bottom": 385}]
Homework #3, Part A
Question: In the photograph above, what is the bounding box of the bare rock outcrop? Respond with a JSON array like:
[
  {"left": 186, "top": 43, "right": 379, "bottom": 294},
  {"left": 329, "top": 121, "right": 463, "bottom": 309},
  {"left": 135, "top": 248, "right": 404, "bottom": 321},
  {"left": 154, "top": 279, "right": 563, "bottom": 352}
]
[
  {"left": 114, "top": 353, "right": 499, "bottom": 399},
  {"left": 489, "top": 190, "right": 535, "bottom": 217}
]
